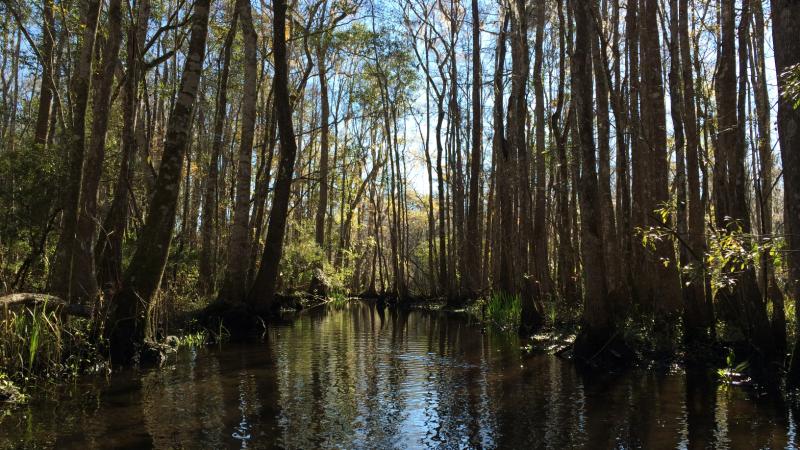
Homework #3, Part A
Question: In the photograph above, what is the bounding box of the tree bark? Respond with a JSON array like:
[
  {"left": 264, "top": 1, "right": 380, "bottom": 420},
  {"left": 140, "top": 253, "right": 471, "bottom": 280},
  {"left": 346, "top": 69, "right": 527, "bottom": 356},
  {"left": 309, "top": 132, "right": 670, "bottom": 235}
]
[
  {"left": 72, "top": 0, "right": 124, "bottom": 304},
  {"left": 679, "top": 0, "right": 713, "bottom": 345},
  {"left": 97, "top": 0, "right": 151, "bottom": 295},
  {"left": 465, "top": 0, "right": 482, "bottom": 297},
  {"left": 33, "top": 0, "right": 55, "bottom": 148},
  {"left": 771, "top": 0, "right": 800, "bottom": 385},
  {"left": 199, "top": 11, "right": 238, "bottom": 295},
  {"left": 751, "top": 0, "right": 785, "bottom": 354},
  {"left": 108, "top": 0, "right": 211, "bottom": 363},
  {"left": 573, "top": 0, "right": 612, "bottom": 359},
  {"left": 49, "top": 0, "right": 103, "bottom": 302},
  {"left": 532, "top": 0, "right": 551, "bottom": 301},
  {"left": 220, "top": 0, "right": 258, "bottom": 304},
  {"left": 638, "top": 0, "right": 681, "bottom": 324},
  {"left": 248, "top": 0, "right": 300, "bottom": 314}
]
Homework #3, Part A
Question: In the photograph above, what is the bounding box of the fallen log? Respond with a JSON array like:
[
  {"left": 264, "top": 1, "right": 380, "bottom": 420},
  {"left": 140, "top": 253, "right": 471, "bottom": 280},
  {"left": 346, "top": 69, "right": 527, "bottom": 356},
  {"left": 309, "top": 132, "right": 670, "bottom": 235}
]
[{"left": 0, "top": 293, "right": 91, "bottom": 318}]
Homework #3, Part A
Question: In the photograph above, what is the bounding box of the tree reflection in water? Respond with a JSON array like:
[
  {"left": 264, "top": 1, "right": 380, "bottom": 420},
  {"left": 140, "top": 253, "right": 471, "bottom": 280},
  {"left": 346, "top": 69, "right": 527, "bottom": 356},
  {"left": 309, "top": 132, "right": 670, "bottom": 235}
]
[{"left": 0, "top": 300, "right": 795, "bottom": 449}]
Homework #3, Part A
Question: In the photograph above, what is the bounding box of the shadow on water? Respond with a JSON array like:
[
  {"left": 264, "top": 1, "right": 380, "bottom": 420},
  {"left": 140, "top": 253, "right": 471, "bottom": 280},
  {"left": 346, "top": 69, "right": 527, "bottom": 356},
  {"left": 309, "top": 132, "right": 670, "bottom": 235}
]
[{"left": 1, "top": 299, "right": 796, "bottom": 449}]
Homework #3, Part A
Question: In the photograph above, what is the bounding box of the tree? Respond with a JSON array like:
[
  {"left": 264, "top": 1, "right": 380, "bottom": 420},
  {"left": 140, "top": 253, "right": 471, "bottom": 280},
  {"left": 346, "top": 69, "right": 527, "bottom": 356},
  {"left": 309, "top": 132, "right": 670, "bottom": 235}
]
[
  {"left": 108, "top": 0, "right": 211, "bottom": 363},
  {"left": 248, "top": 0, "right": 300, "bottom": 314},
  {"left": 715, "top": 0, "right": 774, "bottom": 369},
  {"left": 572, "top": 0, "right": 613, "bottom": 360},
  {"left": 772, "top": 0, "right": 800, "bottom": 385},
  {"left": 199, "top": 11, "right": 238, "bottom": 296},
  {"left": 220, "top": 0, "right": 258, "bottom": 304},
  {"left": 465, "top": 0, "right": 482, "bottom": 296},
  {"left": 48, "top": 0, "right": 103, "bottom": 303}
]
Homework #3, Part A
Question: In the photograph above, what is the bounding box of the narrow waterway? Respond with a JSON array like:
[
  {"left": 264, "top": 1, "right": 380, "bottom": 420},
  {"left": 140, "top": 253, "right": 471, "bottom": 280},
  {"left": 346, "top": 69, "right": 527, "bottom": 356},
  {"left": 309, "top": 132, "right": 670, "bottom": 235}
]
[{"left": 1, "top": 300, "right": 795, "bottom": 449}]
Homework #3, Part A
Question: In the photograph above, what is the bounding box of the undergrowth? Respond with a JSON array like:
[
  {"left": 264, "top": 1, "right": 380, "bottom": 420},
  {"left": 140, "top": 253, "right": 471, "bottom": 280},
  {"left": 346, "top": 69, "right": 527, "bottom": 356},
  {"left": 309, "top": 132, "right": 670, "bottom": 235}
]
[{"left": 1, "top": 305, "right": 104, "bottom": 403}]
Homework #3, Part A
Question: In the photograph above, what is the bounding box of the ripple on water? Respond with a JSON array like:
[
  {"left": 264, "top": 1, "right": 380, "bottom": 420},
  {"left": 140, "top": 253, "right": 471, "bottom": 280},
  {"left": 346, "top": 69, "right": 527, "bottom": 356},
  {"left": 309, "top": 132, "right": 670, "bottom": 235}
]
[{"left": 0, "top": 300, "right": 796, "bottom": 449}]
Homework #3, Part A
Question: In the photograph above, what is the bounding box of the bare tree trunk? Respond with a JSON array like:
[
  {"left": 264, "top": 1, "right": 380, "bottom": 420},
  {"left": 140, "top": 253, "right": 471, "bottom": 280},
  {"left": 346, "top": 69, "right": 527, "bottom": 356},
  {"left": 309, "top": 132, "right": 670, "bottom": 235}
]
[
  {"left": 49, "top": 0, "right": 102, "bottom": 302},
  {"left": 510, "top": 0, "right": 542, "bottom": 334},
  {"left": 639, "top": 0, "right": 681, "bottom": 325},
  {"left": 772, "top": 0, "right": 800, "bottom": 386},
  {"left": 465, "top": 0, "right": 482, "bottom": 297},
  {"left": 591, "top": 1, "right": 620, "bottom": 299},
  {"left": 751, "top": 0, "right": 785, "bottom": 354},
  {"left": 678, "top": 0, "right": 713, "bottom": 346},
  {"left": 310, "top": 43, "right": 331, "bottom": 295},
  {"left": 199, "top": 12, "right": 238, "bottom": 295},
  {"left": 97, "top": 0, "right": 151, "bottom": 295},
  {"left": 248, "top": 0, "right": 299, "bottom": 314},
  {"left": 573, "top": 0, "right": 613, "bottom": 359},
  {"left": 493, "top": 10, "right": 514, "bottom": 296},
  {"left": 532, "top": 0, "right": 551, "bottom": 301},
  {"left": 72, "top": 0, "right": 124, "bottom": 304},
  {"left": 716, "top": 0, "right": 774, "bottom": 371},
  {"left": 220, "top": 0, "right": 257, "bottom": 304},
  {"left": 108, "top": 0, "right": 211, "bottom": 363},
  {"left": 33, "top": 0, "right": 55, "bottom": 148}
]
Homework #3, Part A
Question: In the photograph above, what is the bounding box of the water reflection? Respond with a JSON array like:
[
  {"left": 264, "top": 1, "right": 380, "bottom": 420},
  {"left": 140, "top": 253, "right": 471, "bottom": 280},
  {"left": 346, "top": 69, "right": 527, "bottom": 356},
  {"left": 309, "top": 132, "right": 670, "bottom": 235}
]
[{"left": 0, "top": 300, "right": 796, "bottom": 449}]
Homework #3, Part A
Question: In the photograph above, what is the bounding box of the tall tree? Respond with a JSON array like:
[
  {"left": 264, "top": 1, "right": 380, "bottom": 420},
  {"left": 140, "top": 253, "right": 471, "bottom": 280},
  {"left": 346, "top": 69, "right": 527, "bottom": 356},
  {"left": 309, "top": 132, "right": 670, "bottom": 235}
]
[
  {"left": 638, "top": 0, "right": 681, "bottom": 344},
  {"left": 48, "top": 0, "right": 103, "bottom": 302},
  {"left": 715, "top": 0, "right": 774, "bottom": 369},
  {"left": 220, "top": 0, "right": 258, "bottom": 304},
  {"left": 199, "top": 11, "right": 238, "bottom": 295},
  {"left": 532, "top": 0, "right": 551, "bottom": 300},
  {"left": 751, "top": 0, "right": 785, "bottom": 352},
  {"left": 465, "top": 0, "right": 482, "bottom": 296},
  {"left": 678, "top": 0, "right": 713, "bottom": 345},
  {"left": 772, "top": 0, "right": 800, "bottom": 384},
  {"left": 108, "top": 0, "right": 211, "bottom": 362},
  {"left": 573, "top": 0, "right": 613, "bottom": 359},
  {"left": 248, "top": 0, "right": 300, "bottom": 314},
  {"left": 96, "top": 0, "right": 152, "bottom": 295},
  {"left": 33, "top": 0, "right": 56, "bottom": 148},
  {"left": 72, "top": 0, "right": 124, "bottom": 304}
]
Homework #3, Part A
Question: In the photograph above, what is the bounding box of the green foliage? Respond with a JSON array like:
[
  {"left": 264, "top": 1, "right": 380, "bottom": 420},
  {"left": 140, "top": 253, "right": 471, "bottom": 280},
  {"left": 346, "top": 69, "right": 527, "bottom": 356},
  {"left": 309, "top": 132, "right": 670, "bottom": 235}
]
[
  {"left": 0, "top": 307, "right": 103, "bottom": 384},
  {"left": 705, "top": 222, "right": 783, "bottom": 297},
  {"left": 177, "top": 330, "right": 208, "bottom": 348},
  {"left": 717, "top": 349, "right": 750, "bottom": 385},
  {"left": 0, "top": 138, "right": 62, "bottom": 291},
  {"left": 780, "top": 63, "right": 800, "bottom": 109},
  {"left": 484, "top": 292, "right": 521, "bottom": 330}
]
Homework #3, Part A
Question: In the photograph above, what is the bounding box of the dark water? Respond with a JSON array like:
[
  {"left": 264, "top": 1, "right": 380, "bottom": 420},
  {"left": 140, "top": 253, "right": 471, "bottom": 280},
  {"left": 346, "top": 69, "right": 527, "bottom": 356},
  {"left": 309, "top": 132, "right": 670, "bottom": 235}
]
[{"left": 1, "top": 300, "right": 796, "bottom": 449}]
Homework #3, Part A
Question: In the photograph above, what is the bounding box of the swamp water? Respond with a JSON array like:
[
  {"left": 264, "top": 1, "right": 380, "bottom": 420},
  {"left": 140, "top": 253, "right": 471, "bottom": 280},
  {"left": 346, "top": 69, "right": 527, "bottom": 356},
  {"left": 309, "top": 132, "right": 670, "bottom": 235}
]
[{"left": 0, "top": 300, "right": 796, "bottom": 449}]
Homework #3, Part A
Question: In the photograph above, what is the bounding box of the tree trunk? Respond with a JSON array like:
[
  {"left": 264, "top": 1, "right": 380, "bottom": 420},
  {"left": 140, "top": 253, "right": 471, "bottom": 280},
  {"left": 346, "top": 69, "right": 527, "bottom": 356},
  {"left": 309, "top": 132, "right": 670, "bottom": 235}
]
[
  {"left": 248, "top": 0, "right": 299, "bottom": 314},
  {"left": 638, "top": 0, "right": 681, "bottom": 328},
  {"left": 33, "top": 0, "right": 55, "bottom": 148},
  {"left": 493, "top": 10, "right": 514, "bottom": 296},
  {"left": 108, "top": 0, "right": 211, "bottom": 363},
  {"left": 510, "top": 0, "right": 542, "bottom": 335},
  {"left": 310, "top": 43, "right": 331, "bottom": 295},
  {"left": 532, "top": 0, "right": 551, "bottom": 301},
  {"left": 97, "top": 0, "right": 151, "bottom": 296},
  {"left": 465, "top": 0, "right": 482, "bottom": 297},
  {"left": 751, "top": 0, "right": 785, "bottom": 354},
  {"left": 592, "top": 2, "right": 620, "bottom": 300},
  {"left": 573, "top": 0, "right": 612, "bottom": 360},
  {"left": 679, "top": 0, "right": 713, "bottom": 346},
  {"left": 716, "top": 0, "right": 774, "bottom": 370},
  {"left": 220, "top": 0, "right": 257, "bottom": 304},
  {"left": 199, "top": 11, "right": 238, "bottom": 295},
  {"left": 72, "top": 0, "right": 124, "bottom": 304},
  {"left": 772, "top": 0, "right": 800, "bottom": 385},
  {"left": 49, "top": 0, "right": 102, "bottom": 302}
]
